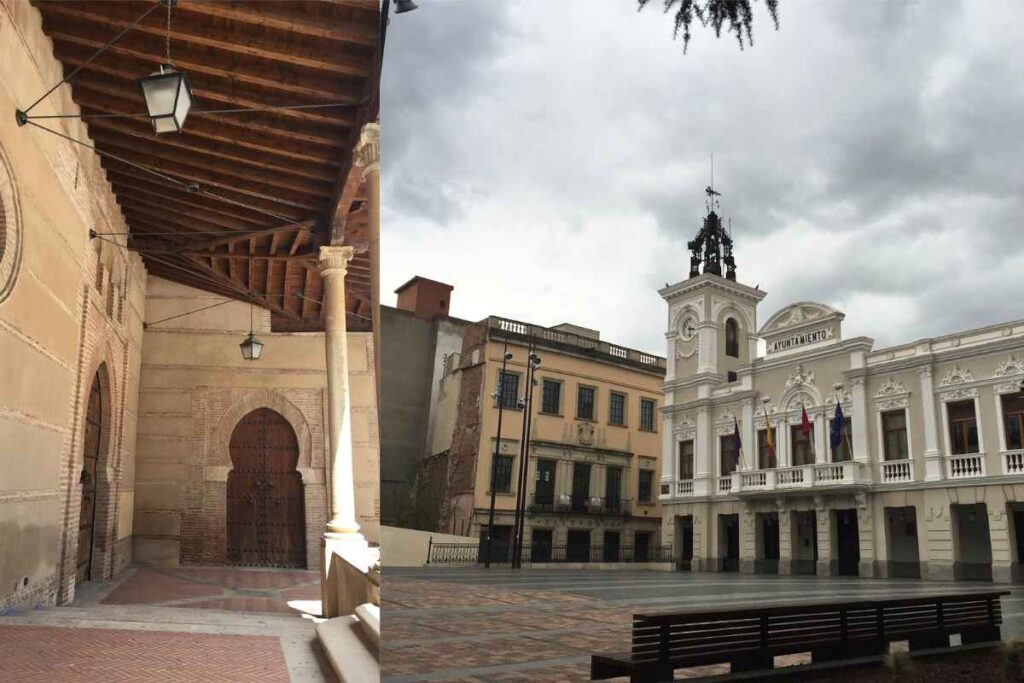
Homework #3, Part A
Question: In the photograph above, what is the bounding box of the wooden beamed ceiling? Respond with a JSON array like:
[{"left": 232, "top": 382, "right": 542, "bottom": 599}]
[{"left": 33, "top": 0, "right": 379, "bottom": 331}]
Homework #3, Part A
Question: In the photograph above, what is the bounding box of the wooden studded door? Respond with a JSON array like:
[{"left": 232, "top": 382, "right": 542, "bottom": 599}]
[
  {"left": 226, "top": 408, "right": 306, "bottom": 568},
  {"left": 77, "top": 372, "right": 102, "bottom": 583}
]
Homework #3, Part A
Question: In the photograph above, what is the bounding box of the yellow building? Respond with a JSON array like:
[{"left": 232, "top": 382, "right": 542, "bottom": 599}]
[{"left": 433, "top": 316, "right": 666, "bottom": 563}]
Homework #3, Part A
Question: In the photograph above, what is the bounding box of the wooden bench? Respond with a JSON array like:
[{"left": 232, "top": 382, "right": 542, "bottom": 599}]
[{"left": 591, "top": 590, "right": 1009, "bottom": 682}]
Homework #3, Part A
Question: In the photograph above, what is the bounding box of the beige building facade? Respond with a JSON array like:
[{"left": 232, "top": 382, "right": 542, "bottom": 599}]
[
  {"left": 436, "top": 316, "right": 666, "bottom": 562},
  {"left": 659, "top": 208, "right": 1024, "bottom": 583}
]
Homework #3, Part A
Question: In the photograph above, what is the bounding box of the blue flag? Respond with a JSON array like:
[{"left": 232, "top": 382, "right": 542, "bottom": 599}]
[
  {"left": 733, "top": 417, "right": 742, "bottom": 468},
  {"left": 830, "top": 401, "right": 844, "bottom": 455}
]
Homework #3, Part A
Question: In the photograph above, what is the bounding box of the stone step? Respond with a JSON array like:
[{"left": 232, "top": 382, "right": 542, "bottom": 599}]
[
  {"left": 315, "top": 615, "right": 379, "bottom": 683},
  {"left": 354, "top": 603, "right": 379, "bottom": 649}
]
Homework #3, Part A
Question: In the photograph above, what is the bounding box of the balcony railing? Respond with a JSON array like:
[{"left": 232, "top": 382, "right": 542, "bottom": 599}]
[
  {"left": 729, "top": 461, "right": 870, "bottom": 493},
  {"left": 717, "top": 476, "right": 733, "bottom": 494},
  {"left": 1003, "top": 450, "right": 1024, "bottom": 475},
  {"left": 428, "top": 542, "right": 673, "bottom": 565},
  {"left": 528, "top": 494, "right": 632, "bottom": 516},
  {"left": 676, "top": 479, "right": 694, "bottom": 496},
  {"left": 947, "top": 453, "right": 985, "bottom": 479},
  {"left": 880, "top": 459, "right": 913, "bottom": 484},
  {"left": 488, "top": 316, "right": 666, "bottom": 372}
]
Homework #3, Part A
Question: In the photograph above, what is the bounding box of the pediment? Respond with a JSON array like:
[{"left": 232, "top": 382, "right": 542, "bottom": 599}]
[{"left": 759, "top": 302, "right": 844, "bottom": 336}]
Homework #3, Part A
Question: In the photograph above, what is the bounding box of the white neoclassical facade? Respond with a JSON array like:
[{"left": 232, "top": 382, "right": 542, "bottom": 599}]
[{"left": 658, "top": 208, "right": 1024, "bottom": 583}]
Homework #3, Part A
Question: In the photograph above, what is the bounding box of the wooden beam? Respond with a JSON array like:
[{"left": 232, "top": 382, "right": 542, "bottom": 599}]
[
  {"left": 54, "top": 48, "right": 352, "bottom": 128},
  {"left": 70, "top": 77, "right": 347, "bottom": 148},
  {"left": 37, "top": 2, "right": 373, "bottom": 78},
  {"left": 90, "top": 129, "right": 336, "bottom": 199},
  {"left": 46, "top": 28, "right": 363, "bottom": 105},
  {"left": 186, "top": 220, "right": 315, "bottom": 252},
  {"left": 178, "top": 1, "right": 379, "bottom": 47},
  {"left": 112, "top": 188, "right": 267, "bottom": 232}
]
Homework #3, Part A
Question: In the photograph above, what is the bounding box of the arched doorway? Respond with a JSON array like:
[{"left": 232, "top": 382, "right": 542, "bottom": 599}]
[
  {"left": 77, "top": 370, "right": 103, "bottom": 583},
  {"left": 226, "top": 408, "right": 306, "bottom": 567}
]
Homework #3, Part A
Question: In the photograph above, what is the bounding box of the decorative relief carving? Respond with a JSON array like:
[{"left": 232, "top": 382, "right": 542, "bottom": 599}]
[
  {"left": 874, "top": 376, "right": 910, "bottom": 409},
  {"left": 995, "top": 355, "right": 1024, "bottom": 378},
  {"left": 576, "top": 422, "right": 595, "bottom": 446},
  {"left": 939, "top": 364, "right": 974, "bottom": 386},
  {"left": 939, "top": 386, "right": 979, "bottom": 402},
  {"left": 715, "top": 409, "right": 738, "bottom": 435},
  {"left": 785, "top": 364, "right": 816, "bottom": 390},
  {"left": 876, "top": 376, "right": 907, "bottom": 397}
]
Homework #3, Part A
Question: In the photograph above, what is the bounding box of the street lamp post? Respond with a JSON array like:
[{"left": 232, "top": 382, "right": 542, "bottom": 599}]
[
  {"left": 484, "top": 338, "right": 513, "bottom": 568},
  {"left": 511, "top": 343, "right": 541, "bottom": 569}
]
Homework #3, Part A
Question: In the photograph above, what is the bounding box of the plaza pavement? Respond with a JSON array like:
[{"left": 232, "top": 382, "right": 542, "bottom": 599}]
[
  {"left": 382, "top": 567, "right": 1024, "bottom": 682},
  {"left": 0, "top": 564, "right": 332, "bottom": 682}
]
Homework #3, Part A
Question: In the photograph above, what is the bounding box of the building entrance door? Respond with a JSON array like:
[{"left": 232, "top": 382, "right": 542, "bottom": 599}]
[
  {"left": 77, "top": 372, "right": 102, "bottom": 583},
  {"left": 885, "top": 507, "right": 921, "bottom": 578},
  {"left": 758, "top": 513, "right": 780, "bottom": 574},
  {"left": 226, "top": 408, "right": 306, "bottom": 568},
  {"left": 531, "top": 529, "right": 552, "bottom": 562},
  {"left": 1014, "top": 507, "right": 1024, "bottom": 564},
  {"left": 720, "top": 514, "right": 739, "bottom": 572},
  {"left": 567, "top": 529, "right": 590, "bottom": 562},
  {"left": 603, "top": 530, "right": 620, "bottom": 562},
  {"left": 571, "top": 463, "right": 591, "bottom": 512},
  {"left": 835, "top": 509, "right": 860, "bottom": 576},
  {"left": 678, "top": 516, "right": 694, "bottom": 570}
]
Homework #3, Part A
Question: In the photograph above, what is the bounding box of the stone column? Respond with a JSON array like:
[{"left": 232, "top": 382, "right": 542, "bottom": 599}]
[
  {"left": 739, "top": 504, "right": 756, "bottom": 573},
  {"left": 814, "top": 410, "right": 828, "bottom": 464},
  {"left": 741, "top": 401, "right": 754, "bottom": 470},
  {"left": 694, "top": 406, "right": 712, "bottom": 496},
  {"left": 920, "top": 366, "right": 943, "bottom": 481},
  {"left": 923, "top": 489, "right": 954, "bottom": 580},
  {"left": 354, "top": 122, "right": 381, "bottom": 410},
  {"left": 319, "top": 245, "right": 362, "bottom": 540},
  {"left": 777, "top": 500, "right": 793, "bottom": 575},
  {"left": 851, "top": 379, "right": 869, "bottom": 463},
  {"left": 815, "top": 498, "right": 832, "bottom": 576}
]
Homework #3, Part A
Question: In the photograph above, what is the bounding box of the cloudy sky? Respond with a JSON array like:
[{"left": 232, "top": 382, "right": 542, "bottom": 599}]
[{"left": 381, "top": 0, "right": 1024, "bottom": 356}]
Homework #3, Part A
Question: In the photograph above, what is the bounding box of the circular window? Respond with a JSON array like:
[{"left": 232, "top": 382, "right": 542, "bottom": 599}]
[{"left": 0, "top": 147, "right": 23, "bottom": 304}]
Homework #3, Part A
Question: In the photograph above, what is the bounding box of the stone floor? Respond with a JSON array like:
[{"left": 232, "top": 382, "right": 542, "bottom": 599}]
[
  {"left": 0, "top": 564, "right": 333, "bottom": 682},
  {"left": 382, "top": 567, "right": 1024, "bottom": 682}
]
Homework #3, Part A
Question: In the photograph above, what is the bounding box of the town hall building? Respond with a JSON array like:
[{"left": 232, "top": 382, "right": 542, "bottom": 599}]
[{"left": 659, "top": 197, "right": 1024, "bottom": 583}]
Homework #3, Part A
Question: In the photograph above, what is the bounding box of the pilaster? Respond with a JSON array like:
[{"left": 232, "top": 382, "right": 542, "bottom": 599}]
[
  {"left": 815, "top": 499, "right": 832, "bottom": 576},
  {"left": 919, "top": 366, "right": 943, "bottom": 481}
]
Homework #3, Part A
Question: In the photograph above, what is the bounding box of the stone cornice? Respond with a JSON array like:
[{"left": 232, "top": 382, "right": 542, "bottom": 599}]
[
  {"left": 866, "top": 336, "right": 1024, "bottom": 374},
  {"left": 749, "top": 337, "right": 873, "bottom": 373},
  {"left": 659, "top": 273, "right": 766, "bottom": 304}
]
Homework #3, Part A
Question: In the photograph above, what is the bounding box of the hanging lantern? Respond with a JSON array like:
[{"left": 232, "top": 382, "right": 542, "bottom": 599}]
[
  {"left": 239, "top": 332, "right": 264, "bottom": 361},
  {"left": 138, "top": 64, "right": 193, "bottom": 134}
]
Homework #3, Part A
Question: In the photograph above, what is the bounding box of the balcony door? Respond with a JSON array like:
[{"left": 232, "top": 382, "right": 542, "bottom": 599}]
[
  {"left": 571, "top": 463, "right": 590, "bottom": 512},
  {"left": 605, "top": 467, "right": 622, "bottom": 513},
  {"left": 535, "top": 459, "right": 556, "bottom": 506}
]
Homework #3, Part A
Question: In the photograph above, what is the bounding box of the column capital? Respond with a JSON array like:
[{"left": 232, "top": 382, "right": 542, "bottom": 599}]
[
  {"left": 318, "top": 245, "right": 355, "bottom": 277},
  {"left": 354, "top": 121, "right": 380, "bottom": 176}
]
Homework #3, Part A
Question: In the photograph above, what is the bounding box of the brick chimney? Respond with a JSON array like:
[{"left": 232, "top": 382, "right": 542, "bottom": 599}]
[{"left": 394, "top": 276, "right": 454, "bottom": 321}]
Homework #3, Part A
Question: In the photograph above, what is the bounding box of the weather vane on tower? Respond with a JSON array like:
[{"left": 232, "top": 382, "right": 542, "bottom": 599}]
[{"left": 688, "top": 154, "right": 736, "bottom": 281}]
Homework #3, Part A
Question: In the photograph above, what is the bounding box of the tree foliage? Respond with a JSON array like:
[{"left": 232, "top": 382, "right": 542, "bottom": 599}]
[{"left": 637, "top": 0, "right": 780, "bottom": 53}]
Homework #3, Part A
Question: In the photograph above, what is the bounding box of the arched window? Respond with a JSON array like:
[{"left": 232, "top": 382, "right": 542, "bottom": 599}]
[{"left": 725, "top": 318, "right": 739, "bottom": 358}]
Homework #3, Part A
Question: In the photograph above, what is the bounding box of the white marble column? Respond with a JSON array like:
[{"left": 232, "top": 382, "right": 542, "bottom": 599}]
[
  {"left": 920, "top": 366, "right": 943, "bottom": 481},
  {"left": 741, "top": 402, "right": 754, "bottom": 470},
  {"left": 694, "top": 406, "right": 712, "bottom": 496},
  {"left": 814, "top": 410, "right": 828, "bottom": 464},
  {"left": 851, "top": 379, "right": 869, "bottom": 463},
  {"left": 319, "top": 245, "right": 362, "bottom": 540}
]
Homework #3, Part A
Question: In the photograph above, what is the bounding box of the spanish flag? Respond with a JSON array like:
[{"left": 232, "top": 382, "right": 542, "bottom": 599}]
[{"left": 765, "top": 425, "right": 776, "bottom": 467}]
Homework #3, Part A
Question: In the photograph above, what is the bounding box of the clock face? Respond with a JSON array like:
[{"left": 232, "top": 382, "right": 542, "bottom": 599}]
[{"left": 680, "top": 317, "right": 697, "bottom": 341}]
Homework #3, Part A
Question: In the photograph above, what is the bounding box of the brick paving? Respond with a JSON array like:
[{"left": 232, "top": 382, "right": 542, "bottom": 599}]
[
  {"left": 382, "top": 567, "right": 1024, "bottom": 682},
  {"left": 0, "top": 565, "right": 331, "bottom": 682}
]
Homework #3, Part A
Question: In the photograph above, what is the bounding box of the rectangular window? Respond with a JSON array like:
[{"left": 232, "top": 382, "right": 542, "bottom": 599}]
[
  {"left": 790, "top": 424, "right": 814, "bottom": 466},
  {"left": 609, "top": 392, "right": 626, "bottom": 426},
  {"left": 640, "top": 398, "right": 656, "bottom": 431},
  {"left": 679, "top": 439, "right": 694, "bottom": 479},
  {"left": 491, "top": 453, "right": 514, "bottom": 493},
  {"left": 832, "top": 417, "right": 853, "bottom": 462},
  {"left": 757, "top": 428, "right": 777, "bottom": 469},
  {"left": 638, "top": 469, "right": 653, "bottom": 503},
  {"left": 498, "top": 372, "right": 519, "bottom": 410},
  {"left": 541, "top": 379, "right": 561, "bottom": 415},
  {"left": 577, "top": 386, "right": 596, "bottom": 420},
  {"left": 882, "top": 410, "right": 909, "bottom": 461},
  {"left": 571, "top": 463, "right": 591, "bottom": 511},
  {"left": 1002, "top": 393, "right": 1024, "bottom": 450},
  {"left": 720, "top": 434, "right": 739, "bottom": 475},
  {"left": 606, "top": 466, "right": 622, "bottom": 509},
  {"left": 947, "top": 399, "right": 979, "bottom": 455}
]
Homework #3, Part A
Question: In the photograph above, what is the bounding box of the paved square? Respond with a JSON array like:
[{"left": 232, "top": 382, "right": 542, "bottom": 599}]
[
  {"left": 382, "top": 567, "right": 1024, "bottom": 682},
  {"left": 0, "top": 565, "right": 330, "bottom": 682}
]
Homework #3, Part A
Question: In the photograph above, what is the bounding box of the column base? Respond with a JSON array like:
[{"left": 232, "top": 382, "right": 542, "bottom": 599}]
[
  {"left": 816, "top": 559, "right": 833, "bottom": 577},
  {"left": 924, "top": 452, "right": 944, "bottom": 481},
  {"left": 321, "top": 531, "right": 379, "bottom": 619},
  {"left": 925, "top": 561, "right": 955, "bottom": 581},
  {"left": 992, "top": 563, "right": 1021, "bottom": 584}
]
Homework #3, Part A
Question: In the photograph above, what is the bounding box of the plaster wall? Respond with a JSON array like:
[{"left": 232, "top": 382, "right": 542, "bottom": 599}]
[
  {"left": 134, "top": 277, "right": 379, "bottom": 569},
  {"left": 0, "top": 0, "right": 146, "bottom": 609}
]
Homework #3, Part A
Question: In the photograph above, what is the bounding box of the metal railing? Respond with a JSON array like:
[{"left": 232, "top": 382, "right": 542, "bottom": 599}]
[
  {"left": 528, "top": 494, "right": 633, "bottom": 516},
  {"left": 488, "top": 316, "right": 666, "bottom": 373},
  {"left": 427, "top": 542, "right": 673, "bottom": 565}
]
